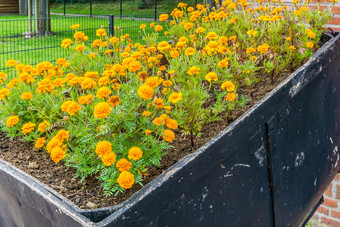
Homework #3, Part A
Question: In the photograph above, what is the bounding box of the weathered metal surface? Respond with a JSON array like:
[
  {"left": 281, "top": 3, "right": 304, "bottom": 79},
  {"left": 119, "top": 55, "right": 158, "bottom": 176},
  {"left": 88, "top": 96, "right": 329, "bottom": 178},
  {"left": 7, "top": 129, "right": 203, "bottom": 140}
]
[{"left": 0, "top": 33, "right": 339, "bottom": 227}]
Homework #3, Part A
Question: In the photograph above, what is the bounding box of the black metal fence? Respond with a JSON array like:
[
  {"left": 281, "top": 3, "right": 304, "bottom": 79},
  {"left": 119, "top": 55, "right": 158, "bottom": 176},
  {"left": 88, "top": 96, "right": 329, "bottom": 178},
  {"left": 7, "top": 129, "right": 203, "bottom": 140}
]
[
  {"left": 0, "top": 14, "right": 164, "bottom": 71},
  {"left": 50, "top": 0, "right": 206, "bottom": 18}
]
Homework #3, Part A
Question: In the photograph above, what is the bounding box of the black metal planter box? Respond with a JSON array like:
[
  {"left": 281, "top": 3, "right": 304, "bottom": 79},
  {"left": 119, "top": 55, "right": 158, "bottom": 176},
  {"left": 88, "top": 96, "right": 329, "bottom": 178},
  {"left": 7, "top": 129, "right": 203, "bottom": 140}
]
[{"left": 1, "top": 34, "right": 340, "bottom": 227}]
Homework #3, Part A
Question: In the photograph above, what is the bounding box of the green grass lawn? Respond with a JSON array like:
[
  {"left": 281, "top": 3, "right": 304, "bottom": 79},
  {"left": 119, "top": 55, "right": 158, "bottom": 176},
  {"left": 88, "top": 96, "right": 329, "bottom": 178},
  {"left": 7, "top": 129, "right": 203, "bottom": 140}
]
[
  {"left": 0, "top": 14, "right": 163, "bottom": 71},
  {"left": 50, "top": 0, "right": 197, "bottom": 17}
]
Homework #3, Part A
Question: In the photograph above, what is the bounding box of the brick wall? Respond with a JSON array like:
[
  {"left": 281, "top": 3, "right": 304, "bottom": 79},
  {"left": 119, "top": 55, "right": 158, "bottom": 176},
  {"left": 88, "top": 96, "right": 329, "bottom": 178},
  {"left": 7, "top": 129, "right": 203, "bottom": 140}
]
[
  {"left": 278, "top": 0, "right": 340, "bottom": 31},
  {"left": 312, "top": 174, "right": 340, "bottom": 227}
]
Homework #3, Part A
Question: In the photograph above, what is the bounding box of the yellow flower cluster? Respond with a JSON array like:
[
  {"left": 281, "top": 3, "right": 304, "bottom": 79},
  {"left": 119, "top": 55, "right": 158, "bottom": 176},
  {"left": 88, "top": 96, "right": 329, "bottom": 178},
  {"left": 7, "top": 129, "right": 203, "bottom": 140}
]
[{"left": 0, "top": 0, "right": 329, "bottom": 195}]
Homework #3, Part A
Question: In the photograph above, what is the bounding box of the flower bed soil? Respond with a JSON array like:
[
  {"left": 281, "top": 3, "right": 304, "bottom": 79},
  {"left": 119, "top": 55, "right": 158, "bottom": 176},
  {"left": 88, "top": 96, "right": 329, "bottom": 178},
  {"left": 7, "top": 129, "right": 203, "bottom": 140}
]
[{"left": 0, "top": 67, "right": 296, "bottom": 209}]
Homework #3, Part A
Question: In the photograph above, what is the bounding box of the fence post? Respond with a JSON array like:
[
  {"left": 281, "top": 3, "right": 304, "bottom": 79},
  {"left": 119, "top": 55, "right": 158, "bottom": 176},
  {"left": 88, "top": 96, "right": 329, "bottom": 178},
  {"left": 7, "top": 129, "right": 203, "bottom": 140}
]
[
  {"left": 109, "top": 15, "right": 114, "bottom": 37},
  {"left": 154, "top": 0, "right": 157, "bottom": 21},
  {"left": 64, "top": 0, "right": 66, "bottom": 15},
  {"left": 90, "top": 0, "right": 93, "bottom": 16},
  {"left": 120, "top": 0, "right": 122, "bottom": 18}
]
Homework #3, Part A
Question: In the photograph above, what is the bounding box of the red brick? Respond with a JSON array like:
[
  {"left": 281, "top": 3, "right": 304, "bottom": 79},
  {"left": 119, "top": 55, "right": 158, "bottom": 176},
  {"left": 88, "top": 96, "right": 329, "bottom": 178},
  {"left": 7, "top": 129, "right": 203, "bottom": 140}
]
[
  {"left": 310, "top": 0, "right": 334, "bottom": 3},
  {"left": 333, "top": 173, "right": 340, "bottom": 181},
  {"left": 332, "top": 6, "right": 340, "bottom": 14},
  {"left": 326, "top": 183, "right": 333, "bottom": 197},
  {"left": 335, "top": 174, "right": 340, "bottom": 181},
  {"left": 336, "top": 184, "right": 340, "bottom": 199},
  {"left": 308, "top": 5, "right": 327, "bottom": 11},
  {"left": 331, "top": 209, "right": 340, "bottom": 219},
  {"left": 328, "top": 17, "right": 340, "bottom": 25},
  {"left": 321, "top": 217, "right": 340, "bottom": 227},
  {"left": 324, "top": 197, "right": 338, "bottom": 208},
  {"left": 317, "top": 205, "right": 329, "bottom": 215}
]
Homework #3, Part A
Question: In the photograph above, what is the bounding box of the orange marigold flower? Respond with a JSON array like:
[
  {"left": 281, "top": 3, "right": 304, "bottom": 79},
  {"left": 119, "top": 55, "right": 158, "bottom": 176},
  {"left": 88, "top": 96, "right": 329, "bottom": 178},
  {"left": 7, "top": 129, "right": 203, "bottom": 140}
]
[
  {"left": 62, "top": 101, "right": 81, "bottom": 115},
  {"left": 22, "top": 122, "right": 35, "bottom": 135},
  {"left": 155, "top": 25, "right": 163, "bottom": 32},
  {"left": 89, "top": 53, "right": 96, "bottom": 59},
  {"left": 53, "top": 78, "right": 66, "bottom": 87},
  {"left": 98, "top": 76, "right": 110, "bottom": 87},
  {"left": 61, "top": 39, "right": 74, "bottom": 48},
  {"left": 218, "top": 59, "right": 229, "bottom": 68},
  {"left": 162, "top": 129, "right": 175, "bottom": 142},
  {"left": 289, "top": 46, "right": 296, "bottom": 50},
  {"left": 257, "top": 43, "right": 269, "bottom": 54},
  {"left": 71, "top": 24, "right": 80, "bottom": 30},
  {"left": 159, "top": 65, "right": 167, "bottom": 71},
  {"left": 164, "top": 106, "right": 171, "bottom": 112},
  {"left": 153, "top": 98, "right": 164, "bottom": 109},
  {"left": 112, "top": 83, "right": 121, "bottom": 90},
  {"left": 140, "top": 24, "right": 147, "bottom": 29},
  {"left": 38, "top": 120, "right": 50, "bottom": 133},
  {"left": 159, "top": 14, "right": 169, "bottom": 22},
  {"left": 18, "top": 73, "right": 35, "bottom": 84},
  {"left": 145, "top": 129, "right": 152, "bottom": 135},
  {"left": 94, "top": 102, "right": 112, "bottom": 118},
  {"left": 184, "top": 22, "right": 194, "bottom": 30},
  {"left": 168, "top": 92, "right": 183, "bottom": 104},
  {"left": 157, "top": 41, "right": 172, "bottom": 53},
  {"left": 185, "top": 47, "right": 196, "bottom": 56},
  {"left": 96, "top": 28, "right": 107, "bottom": 37},
  {"left": 35, "top": 137, "right": 46, "bottom": 149},
  {"left": 81, "top": 78, "right": 97, "bottom": 90},
  {"left": 50, "top": 147, "right": 66, "bottom": 163},
  {"left": 196, "top": 27, "right": 205, "bottom": 34},
  {"left": 247, "top": 30, "right": 258, "bottom": 36},
  {"left": 46, "top": 137, "right": 63, "bottom": 153},
  {"left": 101, "top": 151, "right": 116, "bottom": 166},
  {"left": 128, "top": 147, "right": 143, "bottom": 161},
  {"left": 6, "top": 116, "right": 19, "bottom": 127},
  {"left": 95, "top": 141, "right": 112, "bottom": 157},
  {"left": 92, "top": 39, "right": 103, "bottom": 48},
  {"left": 97, "top": 86, "right": 111, "bottom": 99},
  {"left": 165, "top": 117, "right": 178, "bottom": 129},
  {"left": 61, "top": 100, "right": 72, "bottom": 112},
  {"left": 205, "top": 72, "right": 218, "bottom": 82},
  {"left": 187, "top": 66, "right": 200, "bottom": 75},
  {"left": 221, "top": 81, "right": 235, "bottom": 92},
  {"left": 0, "top": 72, "right": 7, "bottom": 80},
  {"left": 206, "top": 32, "right": 218, "bottom": 40},
  {"left": 78, "top": 94, "right": 94, "bottom": 105},
  {"left": 142, "top": 111, "right": 151, "bottom": 117},
  {"left": 306, "top": 42, "right": 314, "bottom": 48},
  {"left": 137, "top": 85, "right": 154, "bottom": 100},
  {"left": 226, "top": 93, "right": 236, "bottom": 102},
  {"left": 36, "top": 78, "right": 55, "bottom": 94},
  {"left": 109, "top": 36, "right": 119, "bottom": 43},
  {"left": 153, "top": 114, "right": 167, "bottom": 126},
  {"left": 6, "top": 78, "right": 19, "bottom": 89},
  {"left": 137, "top": 71, "right": 148, "bottom": 81},
  {"left": 108, "top": 96, "right": 121, "bottom": 107},
  {"left": 246, "top": 47, "right": 256, "bottom": 55},
  {"left": 56, "top": 130, "right": 69, "bottom": 141},
  {"left": 163, "top": 80, "right": 173, "bottom": 87},
  {"left": 117, "top": 171, "right": 135, "bottom": 189},
  {"left": 306, "top": 29, "right": 315, "bottom": 39},
  {"left": 128, "top": 61, "right": 142, "bottom": 72},
  {"left": 73, "top": 31, "right": 88, "bottom": 42},
  {"left": 5, "top": 60, "right": 17, "bottom": 67},
  {"left": 116, "top": 158, "right": 132, "bottom": 172},
  {"left": 20, "top": 92, "right": 33, "bottom": 100},
  {"left": 75, "top": 45, "right": 86, "bottom": 52},
  {"left": 145, "top": 77, "right": 162, "bottom": 88}
]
